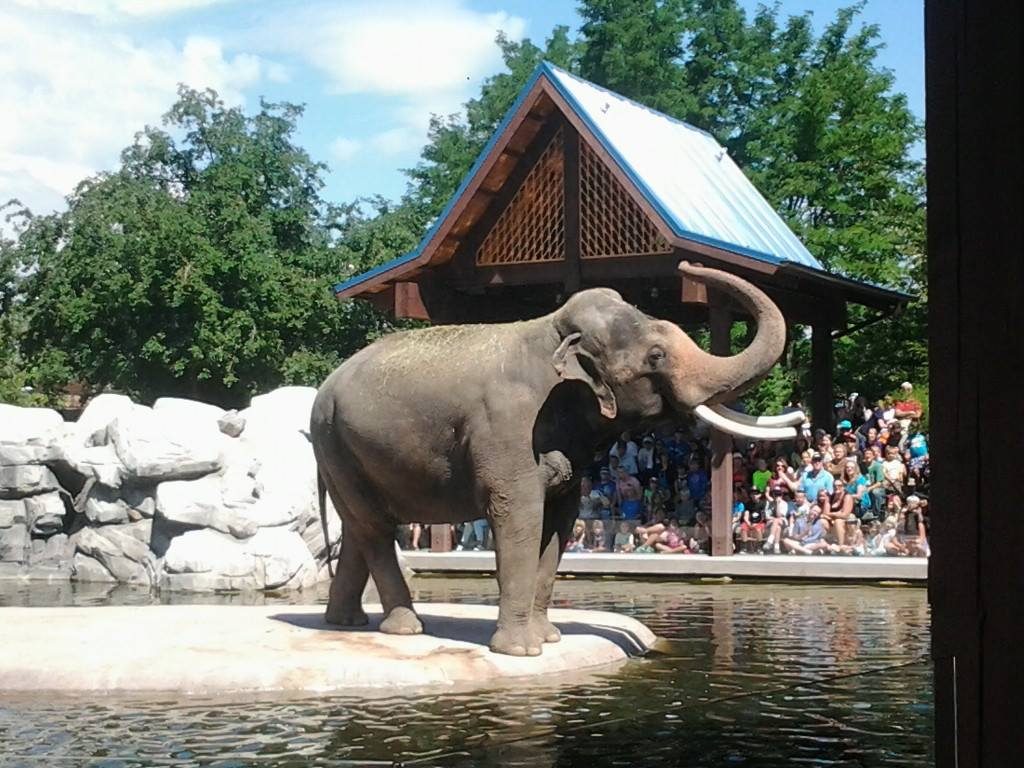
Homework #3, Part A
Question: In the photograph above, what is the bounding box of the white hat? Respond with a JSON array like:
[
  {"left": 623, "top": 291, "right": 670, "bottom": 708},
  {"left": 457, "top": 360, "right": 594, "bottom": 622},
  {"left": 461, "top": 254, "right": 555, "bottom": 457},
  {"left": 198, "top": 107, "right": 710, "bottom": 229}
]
[{"left": 901, "top": 381, "right": 913, "bottom": 390}]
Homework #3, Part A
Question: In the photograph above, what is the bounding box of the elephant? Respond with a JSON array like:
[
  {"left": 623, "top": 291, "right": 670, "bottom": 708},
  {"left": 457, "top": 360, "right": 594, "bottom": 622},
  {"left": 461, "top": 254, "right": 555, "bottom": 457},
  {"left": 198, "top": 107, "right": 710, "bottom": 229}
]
[{"left": 310, "top": 261, "right": 793, "bottom": 656}]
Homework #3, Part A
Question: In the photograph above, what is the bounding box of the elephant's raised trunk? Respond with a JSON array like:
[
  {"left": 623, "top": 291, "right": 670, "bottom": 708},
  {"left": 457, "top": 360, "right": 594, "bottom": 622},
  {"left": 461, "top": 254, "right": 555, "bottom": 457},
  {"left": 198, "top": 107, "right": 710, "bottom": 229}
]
[{"left": 665, "top": 262, "right": 787, "bottom": 409}]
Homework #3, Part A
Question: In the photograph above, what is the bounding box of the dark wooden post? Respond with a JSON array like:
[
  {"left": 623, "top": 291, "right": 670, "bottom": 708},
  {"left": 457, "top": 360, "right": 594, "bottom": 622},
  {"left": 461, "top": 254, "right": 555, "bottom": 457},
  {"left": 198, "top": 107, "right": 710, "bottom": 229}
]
[
  {"left": 810, "top": 323, "right": 834, "bottom": 434},
  {"left": 926, "top": 1, "right": 1023, "bottom": 765},
  {"left": 709, "top": 302, "right": 733, "bottom": 557},
  {"left": 563, "top": 124, "right": 582, "bottom": 294},
  {"left": 430, "top": 524, "right": 452, "bottom": 552}
]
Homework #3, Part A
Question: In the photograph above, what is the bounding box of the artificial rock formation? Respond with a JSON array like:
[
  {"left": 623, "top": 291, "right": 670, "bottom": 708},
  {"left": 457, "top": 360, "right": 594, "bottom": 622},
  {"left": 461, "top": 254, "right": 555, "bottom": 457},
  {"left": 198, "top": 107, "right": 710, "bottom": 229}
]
[{"left": 0, "top": 388, "right": 340, "bottom": 592}]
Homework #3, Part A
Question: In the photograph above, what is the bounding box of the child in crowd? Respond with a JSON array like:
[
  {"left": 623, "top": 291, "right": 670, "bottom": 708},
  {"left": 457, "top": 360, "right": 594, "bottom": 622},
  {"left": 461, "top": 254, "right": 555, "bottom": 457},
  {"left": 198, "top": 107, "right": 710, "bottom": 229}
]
[
  {"left": 565, "top": 520, "right": 589, "bottom": 553},
  {"left": 613, "top": 521, "right": 636, "bottom": 552},
  {"left": 589, "top": 519, "right": 609, "bottom": 553}
]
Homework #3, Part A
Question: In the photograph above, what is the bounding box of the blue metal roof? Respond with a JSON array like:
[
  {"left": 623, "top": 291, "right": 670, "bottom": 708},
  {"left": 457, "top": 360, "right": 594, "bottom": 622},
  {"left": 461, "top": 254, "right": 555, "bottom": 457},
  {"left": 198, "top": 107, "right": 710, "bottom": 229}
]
[
  {"left": 334, "top": 61, "right": 823, "bottom": 296},
  {"left": 542, "top": 63, "right": 822, "bottom": 270}
]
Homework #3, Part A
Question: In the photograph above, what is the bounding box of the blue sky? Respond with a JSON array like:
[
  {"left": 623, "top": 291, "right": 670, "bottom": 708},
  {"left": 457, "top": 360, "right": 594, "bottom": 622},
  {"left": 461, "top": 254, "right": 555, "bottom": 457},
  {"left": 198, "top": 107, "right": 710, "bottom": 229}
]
[{"left": 0, "top": 1, "right": 923, "bottom": 220}]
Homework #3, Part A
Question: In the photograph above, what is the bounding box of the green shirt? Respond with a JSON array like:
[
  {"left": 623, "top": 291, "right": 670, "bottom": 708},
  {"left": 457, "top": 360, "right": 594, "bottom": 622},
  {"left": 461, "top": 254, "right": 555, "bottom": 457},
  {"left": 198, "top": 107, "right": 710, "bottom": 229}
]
[
  {"left": 752, "top": 469, "right": 772, "bottom": 492},
  {"left": 867, "top": 459, "right": 885, "bottom": 487}
]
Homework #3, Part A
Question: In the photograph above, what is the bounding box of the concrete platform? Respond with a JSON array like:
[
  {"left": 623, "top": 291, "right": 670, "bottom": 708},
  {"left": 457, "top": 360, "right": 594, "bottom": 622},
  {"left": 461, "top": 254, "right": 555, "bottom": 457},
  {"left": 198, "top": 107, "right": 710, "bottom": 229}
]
[
  {"left": 404, "top": 551, "right": 928, "bottom": 582},
  {"left": 0, "top": 603, "right": 655, "bottom": 695}
]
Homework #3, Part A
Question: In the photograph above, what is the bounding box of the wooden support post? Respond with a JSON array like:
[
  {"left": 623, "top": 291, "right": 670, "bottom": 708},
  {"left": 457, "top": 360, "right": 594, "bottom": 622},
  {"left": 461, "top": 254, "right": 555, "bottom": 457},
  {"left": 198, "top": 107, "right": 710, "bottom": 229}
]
[
  {"left": 430, "top": 523, "right": 452, "bottom": 552},
  {"left": 394, "top": 281, "right": 430, "bottom": 321},
  {"left": 709, "top": 302, "right": 733, "bottom": 557},
  {"left": 926, "top": 2, "right": 1024, "bottom": 764},
  {"left": 811, "top": 323, "right": 834, "bottom": 434},
  {"left": 563, "top": 124, "right": 582, "bottom": 294}
]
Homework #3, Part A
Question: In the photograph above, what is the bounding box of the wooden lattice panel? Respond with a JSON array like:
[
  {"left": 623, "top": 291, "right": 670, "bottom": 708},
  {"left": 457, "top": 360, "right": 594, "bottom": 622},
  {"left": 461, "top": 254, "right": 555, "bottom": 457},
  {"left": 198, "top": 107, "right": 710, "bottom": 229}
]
[
  {"left": 579, "top": 141, "right": 672, "bottom": 258},
  {"left": 476, "top": 128, "right": 565, "bottom": 265}
]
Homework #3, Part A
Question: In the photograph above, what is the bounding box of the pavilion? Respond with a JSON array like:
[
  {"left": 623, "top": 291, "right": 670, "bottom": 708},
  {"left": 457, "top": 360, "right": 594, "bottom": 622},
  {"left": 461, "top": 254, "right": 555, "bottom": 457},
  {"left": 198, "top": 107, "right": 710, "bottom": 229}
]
[{"left": 332, "top": 62, "right": 910, "bottom": 556}]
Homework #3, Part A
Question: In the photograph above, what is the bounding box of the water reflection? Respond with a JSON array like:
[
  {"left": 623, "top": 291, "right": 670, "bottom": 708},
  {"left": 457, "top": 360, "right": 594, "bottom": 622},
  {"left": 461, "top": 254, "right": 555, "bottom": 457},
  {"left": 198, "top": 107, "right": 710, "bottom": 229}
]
[{"left": 0, "top": 578, "right": 931, "bottom": 766}]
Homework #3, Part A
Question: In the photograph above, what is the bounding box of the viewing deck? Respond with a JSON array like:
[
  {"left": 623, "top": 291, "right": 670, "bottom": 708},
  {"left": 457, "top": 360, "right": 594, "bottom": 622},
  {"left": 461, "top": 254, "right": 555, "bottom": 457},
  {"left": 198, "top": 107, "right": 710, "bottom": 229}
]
[{"left": 404, "top": 551, "right": 928, "bottom": 583}]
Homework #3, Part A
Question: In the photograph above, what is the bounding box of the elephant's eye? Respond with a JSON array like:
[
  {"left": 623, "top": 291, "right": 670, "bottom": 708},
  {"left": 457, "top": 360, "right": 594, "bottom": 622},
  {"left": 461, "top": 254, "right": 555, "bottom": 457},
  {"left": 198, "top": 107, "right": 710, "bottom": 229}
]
[{"left": 647, "top": 347, "right": 666, "bottom": 368}]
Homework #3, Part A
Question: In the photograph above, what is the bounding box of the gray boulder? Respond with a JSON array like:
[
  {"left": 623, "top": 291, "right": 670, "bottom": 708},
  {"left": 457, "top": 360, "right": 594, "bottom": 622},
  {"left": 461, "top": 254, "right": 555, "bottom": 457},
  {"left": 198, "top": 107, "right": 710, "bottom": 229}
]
[
  {"left": 155, "top": 476, "right": 258, "bottom": 539},
  {"left": 72, "top": 525, "right": 157, "bottom": 585},
  {"left": 107, "top": 404, "right": 223, "bottom": 482},
  {"left": 31, "top": 532, "right": 71, "bottom": 564},
  {"left": 0, "top": 465, "right": 60, "bottom": 498},
  {"left": 160, "top": 526, "right": 316, "bottom": 592},
  {"left": 0, "top": 499, "right": 27, "bottom": 528},
  {"left": 152, "top": 397, "right": 225, "bottom": 423},
  {"left": 72, "top": 393, "right": 135, "bottom": 446},
  {"left": 24, "top": 492, "right": 66, "bottom": 536},
  {"left": 83, "top": 484, "right": 155, "bottom": 525},
  {"left": 0, "top": 523, "right": 29, "bottom": 562},
  {"left": 217, "top": 410, "right": 246, "bottom": 437},
  {"left": 52, "top": 442, "right": 127, "bottom": 489},
  {"left": 71, "top": 552, "right": 117, "bottom": 583},
  {"left": 0, "top": 404, "right": 64, "bottom": 466}
]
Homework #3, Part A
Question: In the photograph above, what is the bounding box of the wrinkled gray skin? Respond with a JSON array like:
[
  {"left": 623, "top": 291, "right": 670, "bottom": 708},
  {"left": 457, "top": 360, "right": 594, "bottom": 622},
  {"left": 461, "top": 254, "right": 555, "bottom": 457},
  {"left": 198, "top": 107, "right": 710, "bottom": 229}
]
[{"left": 310, "top": 263, "right": 786, "bottom": 656}]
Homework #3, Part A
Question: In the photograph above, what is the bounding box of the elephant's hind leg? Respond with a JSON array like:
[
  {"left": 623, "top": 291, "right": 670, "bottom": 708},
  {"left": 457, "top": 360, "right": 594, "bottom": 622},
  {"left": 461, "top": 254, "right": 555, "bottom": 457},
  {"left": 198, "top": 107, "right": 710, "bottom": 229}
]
[
  {"left": 322, "top": 477, "right": 371, "bottom": 627},
  {"left": 362, "top": 532, "right": 423, "bottom": 636},
  {"left": 326, "top": 530, "right": 370, "bottom": 627}
]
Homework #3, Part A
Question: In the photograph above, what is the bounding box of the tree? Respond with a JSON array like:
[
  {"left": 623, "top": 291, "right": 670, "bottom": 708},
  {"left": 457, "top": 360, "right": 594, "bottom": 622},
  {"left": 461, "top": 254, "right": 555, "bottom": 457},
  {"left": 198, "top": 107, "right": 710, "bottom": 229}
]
[
  {"left": 404, "top": 27, "right": 577, "bottom": 220},
  {"left": 401, "top": 0, "right": 925, "bottom": 412},
  {"left": 11, "top": 88, "right": 388, "bottom": 407}
]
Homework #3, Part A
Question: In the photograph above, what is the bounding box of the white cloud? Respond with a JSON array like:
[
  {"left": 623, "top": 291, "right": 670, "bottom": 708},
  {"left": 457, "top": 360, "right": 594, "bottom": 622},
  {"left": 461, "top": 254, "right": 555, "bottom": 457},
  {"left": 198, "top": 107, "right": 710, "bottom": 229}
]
[
  {"left": 0, "top": 5, "right": 269, "bottom": 215},
  {"left": 263, "top": 1, "right": 525, "bottom": 160},
  {"left": 276, "top": 2, "right": 526, "bottom": 96},
  {"left": 10, "top": 0, "right": 233, "bottom": 20},
  {"left": 329, "top": 137, "right": 362, "bottom": 163}
]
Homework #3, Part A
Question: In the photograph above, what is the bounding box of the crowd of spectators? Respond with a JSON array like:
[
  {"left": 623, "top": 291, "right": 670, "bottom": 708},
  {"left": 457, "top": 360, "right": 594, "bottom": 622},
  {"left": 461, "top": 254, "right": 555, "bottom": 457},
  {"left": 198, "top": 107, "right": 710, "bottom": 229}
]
[{"left": 399, "top": 383, "right": 930, "bottom": 558}]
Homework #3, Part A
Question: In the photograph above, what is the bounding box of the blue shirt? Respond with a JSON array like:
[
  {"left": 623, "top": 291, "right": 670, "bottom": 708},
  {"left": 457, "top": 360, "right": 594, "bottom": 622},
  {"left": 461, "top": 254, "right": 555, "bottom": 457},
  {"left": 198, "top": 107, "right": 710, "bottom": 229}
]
[
  {"left": 803, "top": 519, "right": 826, "bottom": 544},
  {"left": 908, "top": 434, "right": 929, "bottom": 458},
  {"left": 846, "top": 474, "right": 870, "bottom": 511},
  {"left": 800, "top": 469, "right": 835, "bottom": 499},
  {"left": 665, "top": 439, "right": 691, "bottom": 467},
  {"left": 687, "top": 470, "right": 709, "bottom": 502}
]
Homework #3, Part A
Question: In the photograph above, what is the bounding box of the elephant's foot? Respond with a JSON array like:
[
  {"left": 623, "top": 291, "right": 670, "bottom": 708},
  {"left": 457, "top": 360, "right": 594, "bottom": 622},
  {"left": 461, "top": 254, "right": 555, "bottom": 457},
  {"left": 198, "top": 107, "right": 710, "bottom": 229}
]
[
  {"left": 490, "top": 625, "right": 542, "bottom": 657},
  {"left": 379, "top": 606, "right": 423, "bottom": 635},
  {"left": 324, "top": 603, "right": 369, "bottom": 627},
  {"left": 530, "top": 613, "right": 562, "bottom": 645}
]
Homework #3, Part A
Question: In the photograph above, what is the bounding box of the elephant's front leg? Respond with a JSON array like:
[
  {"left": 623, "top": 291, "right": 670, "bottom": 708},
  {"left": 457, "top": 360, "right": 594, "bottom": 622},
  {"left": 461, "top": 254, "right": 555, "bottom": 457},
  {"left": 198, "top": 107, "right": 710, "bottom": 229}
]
[
  {"left": 531, "top": 492, "right": 578, "bottom": 645},
  {"left": 488, "top": 480, "right": 545, "bottom": 657}
]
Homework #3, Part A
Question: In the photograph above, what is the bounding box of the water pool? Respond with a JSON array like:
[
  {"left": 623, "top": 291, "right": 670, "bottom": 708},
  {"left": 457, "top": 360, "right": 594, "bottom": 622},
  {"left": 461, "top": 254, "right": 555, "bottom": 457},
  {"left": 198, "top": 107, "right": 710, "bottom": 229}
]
[{"left": 0, "top": 577, "right": 932, "bottom": 767}]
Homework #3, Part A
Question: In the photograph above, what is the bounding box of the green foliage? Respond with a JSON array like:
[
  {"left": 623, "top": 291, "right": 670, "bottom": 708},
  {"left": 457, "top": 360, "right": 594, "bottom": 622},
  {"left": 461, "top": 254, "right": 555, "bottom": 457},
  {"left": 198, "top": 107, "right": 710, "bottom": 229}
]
[
  {"left": 400, "top": 0, "right": 926, "bottom": 407},
  {"left": 7, "top": 88, "right": 389, "bottom": 407},
  {"left": 2, "top": 2, "right": 927, "bottom": 412},
  {"left": 404, "top": 27, "right": 578, "bottom": 220}
]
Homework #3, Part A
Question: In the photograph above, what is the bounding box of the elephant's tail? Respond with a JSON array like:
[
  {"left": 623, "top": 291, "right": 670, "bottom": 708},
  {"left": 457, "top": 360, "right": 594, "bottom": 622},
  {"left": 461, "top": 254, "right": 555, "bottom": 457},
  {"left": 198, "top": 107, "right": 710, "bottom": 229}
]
[{"left": 318, "top": 470, "right": 335, "bottom": 579}]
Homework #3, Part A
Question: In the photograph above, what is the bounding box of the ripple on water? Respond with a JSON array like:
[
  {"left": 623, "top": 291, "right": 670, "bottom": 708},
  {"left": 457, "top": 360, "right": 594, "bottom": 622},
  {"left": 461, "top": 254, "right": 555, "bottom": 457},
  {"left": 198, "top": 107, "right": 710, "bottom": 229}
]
[{"left": 0, "top": 578, "right": 932, "bottom": 767}]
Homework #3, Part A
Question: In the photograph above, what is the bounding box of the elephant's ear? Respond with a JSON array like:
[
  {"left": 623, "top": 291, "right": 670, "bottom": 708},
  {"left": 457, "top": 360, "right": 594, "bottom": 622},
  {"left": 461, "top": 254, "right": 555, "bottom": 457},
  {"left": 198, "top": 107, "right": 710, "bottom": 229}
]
[{"left": 552, "top": 332, "right": 617, "bottom": 419}]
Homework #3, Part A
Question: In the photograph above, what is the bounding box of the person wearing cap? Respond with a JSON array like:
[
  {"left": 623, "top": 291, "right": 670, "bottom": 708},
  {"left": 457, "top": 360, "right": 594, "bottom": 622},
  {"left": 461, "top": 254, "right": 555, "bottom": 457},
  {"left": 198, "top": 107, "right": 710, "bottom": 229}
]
[
  {"left": 596, "top": 466, "right": 617, "bottom": 504},
  {"left": 637, "top": 435, "right": 657, "bottom": 484},
  {"left": 739, "top": 486, "right": 767, "bottom": 552},
  {"left": 799, "top": 452, "right": 835, "bottom": 500}
]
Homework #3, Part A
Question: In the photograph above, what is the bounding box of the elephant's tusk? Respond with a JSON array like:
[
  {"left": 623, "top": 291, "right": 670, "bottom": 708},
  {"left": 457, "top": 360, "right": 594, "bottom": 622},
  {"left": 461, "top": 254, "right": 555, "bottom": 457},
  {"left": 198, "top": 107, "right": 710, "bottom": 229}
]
[
  {"left": 708, "top": 403, "right": 806, "bottom": 428},
  {"left": 693, "top": 404, "right": 798, "bottom": 441}
]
